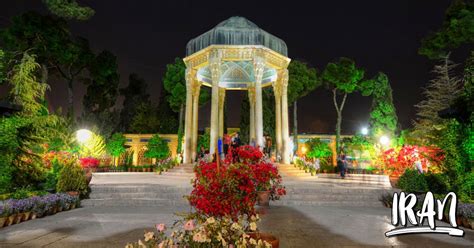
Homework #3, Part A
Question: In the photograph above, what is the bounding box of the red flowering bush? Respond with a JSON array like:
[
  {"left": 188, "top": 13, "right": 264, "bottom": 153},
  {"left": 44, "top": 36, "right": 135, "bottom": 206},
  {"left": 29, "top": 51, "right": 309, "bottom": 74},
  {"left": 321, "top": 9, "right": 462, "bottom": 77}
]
[
  {"left": 189, "top": 146, "right": 286, "bottom": 219},
  {"left": 236, "top": 145, "right": 263, "bottom": 163},
  {"left": 380, "top": 145, "right": 444, "bottom": 176},
  {"left": 188, "top": 161, "right": 257, "bottom": 219},
  {"left": 79, "top": 157, "right": 100, "bottom": 169},
  {"left": 251, "top": 162, "right": 286, "bottom": 199}
]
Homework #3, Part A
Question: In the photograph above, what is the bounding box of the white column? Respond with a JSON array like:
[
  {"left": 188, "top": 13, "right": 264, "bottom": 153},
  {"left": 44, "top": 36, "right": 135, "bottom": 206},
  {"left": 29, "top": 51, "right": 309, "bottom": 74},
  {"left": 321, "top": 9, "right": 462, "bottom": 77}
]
[
  {"left": 209, "top": 50, "right": 221, "bottom": 158},
  {"left": 191, "top": 81, "right": 200, "bottom": 162},
  {"left": 280, "top": 69, "right": 290, "bottom": 164},
  {"left": 183, "top": 68, "right": 194, "bottom": 164},
  {"left": 248, "top": 88, "right": 256, "bottom": 143},
  {"left": 218, "top": 88, "right": 226, "bottom": 138},
  {"left": 253, "top": 56, "right": 265, "bottom": 149},
  {"left": 273, "top": 82, "right": 282, "bottom": 160}
]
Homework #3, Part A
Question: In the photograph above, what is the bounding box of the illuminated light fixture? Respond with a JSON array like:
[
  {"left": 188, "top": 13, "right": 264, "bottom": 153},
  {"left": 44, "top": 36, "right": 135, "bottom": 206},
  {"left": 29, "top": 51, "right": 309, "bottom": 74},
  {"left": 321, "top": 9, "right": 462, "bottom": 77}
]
[
  {"left": 361, "top": 127, "right": 369, "bottom": 135},
  {"left": 379, "top": 135, "right": 390, "bottom": 146},
  {"left": 301, "top": 146, "right": 307, "bottom": 154},
  {"left": 76, "top": 129, "right": 92, "bottom": 143}
]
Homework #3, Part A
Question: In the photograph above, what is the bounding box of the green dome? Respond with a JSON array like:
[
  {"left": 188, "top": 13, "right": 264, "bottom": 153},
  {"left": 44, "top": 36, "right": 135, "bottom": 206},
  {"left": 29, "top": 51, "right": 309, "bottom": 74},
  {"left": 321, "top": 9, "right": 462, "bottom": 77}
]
[{"left": 186, "top": 16, "right": 288, "bottom": 56}]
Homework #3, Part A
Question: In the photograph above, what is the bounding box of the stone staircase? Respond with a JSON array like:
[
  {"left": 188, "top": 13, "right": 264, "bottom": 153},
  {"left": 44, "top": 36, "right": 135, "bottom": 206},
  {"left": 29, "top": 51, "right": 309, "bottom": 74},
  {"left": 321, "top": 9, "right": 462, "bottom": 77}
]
[
  {"left": 275, "top": 164, "right": 393, "bottom": 207},
  {"left": 82, "top": 163, "right": 392, "bottom": 208},
  {"left": 81, "top": 164, "right": 195, "bottom": 207}
]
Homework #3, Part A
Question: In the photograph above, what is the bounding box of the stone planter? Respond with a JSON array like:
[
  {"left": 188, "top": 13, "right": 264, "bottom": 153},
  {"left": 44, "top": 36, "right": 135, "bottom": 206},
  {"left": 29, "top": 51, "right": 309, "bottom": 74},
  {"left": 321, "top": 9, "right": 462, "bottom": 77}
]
[
  {"left": 248, "top": 232, "right": 279, "bottom": 248},
  {"left": 389, "top": 175, "right": 400, "bottom": 188},
  {"left": 67, "top": 191, "right": 80, "bottom": 197},
  {"left": 22, "top": 212, "right": 31, "bottom": 221},
  {"left": 14, "top": 214, "right": 22, "bottom": 224},
  {"left": 6, "top": 215, "right": 16, "bottom": 226},
  {"left": 257, "top": 191, "right": 271, "bottom": 206},
  {"left": 0, "top": 217, "right": 7, "bottom": 228}
]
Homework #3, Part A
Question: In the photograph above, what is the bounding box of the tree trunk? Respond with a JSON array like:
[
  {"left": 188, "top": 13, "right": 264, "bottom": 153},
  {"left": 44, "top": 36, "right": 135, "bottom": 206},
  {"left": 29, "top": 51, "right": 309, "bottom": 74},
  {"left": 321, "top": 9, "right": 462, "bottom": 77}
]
[
  {"left": 293, "top": 100, "right": 298, "bottom": 156},
  {"left": 67, "top": 79, "right": 74, "bottom": 119},
  {"left": 41, "top": 64, "right": 48, "bottom": 84},
  {"left": 332, "top": 90, "right": 347, "bottom": 155}
]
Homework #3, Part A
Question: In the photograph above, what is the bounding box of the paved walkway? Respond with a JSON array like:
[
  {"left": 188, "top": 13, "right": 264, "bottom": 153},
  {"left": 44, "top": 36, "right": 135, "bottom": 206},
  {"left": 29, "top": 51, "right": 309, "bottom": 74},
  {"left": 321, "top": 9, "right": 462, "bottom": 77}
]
[{"left": 0, "top": 204, "right": 473, "bottom": 247}]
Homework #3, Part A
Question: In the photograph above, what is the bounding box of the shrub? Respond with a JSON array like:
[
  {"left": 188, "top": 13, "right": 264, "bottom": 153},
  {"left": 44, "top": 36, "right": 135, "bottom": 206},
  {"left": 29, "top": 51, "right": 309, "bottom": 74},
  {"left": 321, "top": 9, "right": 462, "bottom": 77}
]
[
  {"left": 397, "top": 169, "right": 429, "bottom": 193},
  {"left": 424, "top": 172, "right": 449, "bottom": 194},
  {"left": 144, "top": 134, "right": 170, "bottom": 162},
  {"left": 459, "top": 172, "right": 474, "bottom": 203},
  {"left": 56, "top": 160, "right": 88, "bottom": 196}
]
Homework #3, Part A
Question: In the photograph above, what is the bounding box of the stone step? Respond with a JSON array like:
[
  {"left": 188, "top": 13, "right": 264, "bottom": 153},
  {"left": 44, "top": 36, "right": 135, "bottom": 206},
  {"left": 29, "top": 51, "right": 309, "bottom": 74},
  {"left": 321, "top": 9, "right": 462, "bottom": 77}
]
[
  {"left": 273, "top": 200, "right": 383, "bottom": 207},
  {"left": 81, "top": 198, "right": 189, "bottom": 207},
  {"left": 89, "top": 192, "right": 191, "bottom": 199}
]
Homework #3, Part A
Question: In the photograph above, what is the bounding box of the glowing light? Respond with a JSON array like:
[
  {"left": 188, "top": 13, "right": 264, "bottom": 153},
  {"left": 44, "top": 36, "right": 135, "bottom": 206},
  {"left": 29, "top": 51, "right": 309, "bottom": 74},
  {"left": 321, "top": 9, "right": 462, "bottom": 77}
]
[
  {"left": 379, "top": 135, "right": 390, "bottom": 146},
  {"left": 76, "top": 129, "right": 92, "bottom": 143},
  {"left": 361, "top": 127, "right": 369, "bottom": 135},
  {"left": 301, "top": 146, "right": 307, "bottom": 154}
]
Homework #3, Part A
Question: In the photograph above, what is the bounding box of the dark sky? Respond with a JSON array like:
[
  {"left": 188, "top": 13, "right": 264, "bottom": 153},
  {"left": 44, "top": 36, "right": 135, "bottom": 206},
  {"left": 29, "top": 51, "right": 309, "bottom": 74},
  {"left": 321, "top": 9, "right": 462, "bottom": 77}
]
[{"left": 0, "top": 0, "right": 466, "bottom": 134}]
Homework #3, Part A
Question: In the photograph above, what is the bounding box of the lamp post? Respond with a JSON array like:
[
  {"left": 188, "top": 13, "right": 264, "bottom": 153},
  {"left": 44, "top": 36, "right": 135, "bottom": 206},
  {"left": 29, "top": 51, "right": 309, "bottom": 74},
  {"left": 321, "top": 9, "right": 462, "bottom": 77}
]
[
  {"left": 361, "top": 127, "right": 369, "bottom": 136},
  {"left": 379, "top": 135, "right": 390, "bottom": 147},
  {"left": 76, "top": 129, "right": 92, "bottom": 144}
]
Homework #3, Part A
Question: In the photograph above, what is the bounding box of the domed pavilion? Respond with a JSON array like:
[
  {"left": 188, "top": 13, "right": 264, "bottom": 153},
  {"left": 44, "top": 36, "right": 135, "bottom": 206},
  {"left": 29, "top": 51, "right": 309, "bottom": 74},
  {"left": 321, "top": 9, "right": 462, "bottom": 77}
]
[{"left": 183, "top": 16, "right": 291, "bottom": 164}]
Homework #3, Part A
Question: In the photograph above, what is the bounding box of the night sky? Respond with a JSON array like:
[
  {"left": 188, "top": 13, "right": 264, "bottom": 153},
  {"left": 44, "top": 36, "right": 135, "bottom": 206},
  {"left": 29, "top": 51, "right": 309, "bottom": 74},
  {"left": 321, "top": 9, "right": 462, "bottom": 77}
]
[{"left": 0, "top": 0, "right": 466, "bottom": 134}]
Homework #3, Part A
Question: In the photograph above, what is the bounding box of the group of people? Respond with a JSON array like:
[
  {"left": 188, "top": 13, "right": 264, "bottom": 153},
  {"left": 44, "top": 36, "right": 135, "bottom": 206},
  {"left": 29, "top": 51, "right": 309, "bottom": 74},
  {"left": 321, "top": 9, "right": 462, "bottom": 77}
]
[{"left": 197, "top": 132, "right": 274, "bottom": 162}]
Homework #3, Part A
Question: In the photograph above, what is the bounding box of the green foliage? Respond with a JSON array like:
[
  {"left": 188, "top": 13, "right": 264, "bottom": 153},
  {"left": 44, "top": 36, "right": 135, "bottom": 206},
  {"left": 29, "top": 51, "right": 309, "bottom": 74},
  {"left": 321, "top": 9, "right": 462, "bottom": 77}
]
[
  {"left": 44, "top": 158, "right": 62, "bottom": 191},
  {"left": 56, "top": 160, "right": 87, "bottom": 196},
  {"left": 106, "top": 133, "right": 127, "bottom": 158},
  {"left": 43, "top": 0, "right": 95, "bottom": 20},
  {"left": 119, "top": 73, "right": 151, "bottom": 132},
  {"left": 197, "top": 131, "right": 210, "bottom": 151},
  {"left": 322, "top": 57, "right": 364, "bottom": 94},
  {"left": 156, "top": 91, "right": 179, "bottom": 134},
  {"left": 0, "top": 49, "right": 5, "bottom": 82},
  {"left": 10, "top": 53, "right": 49, "bottom": 115},
  {"left": 81, "top": 50, "right": 120, "bottom": 138},
  {"left": 306, "top": 138, "right": 333, "bottom": 159},
  {"left": 287, "top": 60, "right": 321, "bottom": 104},
  {"left": 322, "top": 57, "right": 365, "bottom": 153},
  {"left": 129, "top": 102, "right": 160, "bottom": 134},
  {"left": 239, "top": 92, "right": 250, "bottom": 144},
  {"left": 360, "top": 72, "right": 398, "bottom": 138},
  {"left": 397, "top": 169, "right": 429, "bottom": 193},
  {"left": 419, "top": 0, "right": 474, "bottom": 59},
  {"left": 144, "top": 134, "right": 170, "bottom": 161},
  {"left": 77, "top": 131, "right": 106, "bottom": 158},
  {"left": 424, "top": 173, "right": 450, "bottom": 194},
  {"left": 459, "top": 172, "right": 474, "bottom": 202}
]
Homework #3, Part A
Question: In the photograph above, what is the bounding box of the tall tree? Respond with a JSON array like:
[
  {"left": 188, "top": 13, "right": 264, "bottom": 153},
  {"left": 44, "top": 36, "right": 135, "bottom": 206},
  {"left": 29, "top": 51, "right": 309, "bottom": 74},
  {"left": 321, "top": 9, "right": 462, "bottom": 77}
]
[
  {"left": 129, "top": 102, "right": 160, "bottom": 134},
  {"left": 81, "top": 50, "right": 120, "bottom": 138},
  {"left": 322, "top": 57, "right": 365, "bottom": 154},
  {"left": 119, "top": 73, "right": 150, "bottom": 132},
  {"left": 419, "top": 0, "right": 474, "bottom": 59},
  {"left": 43, "top": 0, "right": 95, "bottom": 21},
  {"left": 414, "top": 55, "right": 463, "bottom": 143},
  {"left": 1, "top": 12, "right": 94, "bottom": 117},
  {"left": 360, "top": 72, "right": 398, "bottom": 139},
  {"left": 287, "top": 60, "right": 320, "bottom": 151},
  {"left": 162, "top": 58, "right": 209, "bottom": 152},
  {"left": 156, "top": 90, "right": 179, "bottom": 134}
]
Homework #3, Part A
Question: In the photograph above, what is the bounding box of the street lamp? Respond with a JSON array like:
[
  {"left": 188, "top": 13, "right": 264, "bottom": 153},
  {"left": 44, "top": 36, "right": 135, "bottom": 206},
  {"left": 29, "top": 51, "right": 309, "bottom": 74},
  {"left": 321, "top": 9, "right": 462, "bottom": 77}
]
[
  {"left": 379, "top": 135, "right": 390, "bottom": 146},
  {"left": 361, "top": 127, "right": 369, "bottom": 136},
  {"left": 76, "top": 129, "right": 92, "bottom": 144}
]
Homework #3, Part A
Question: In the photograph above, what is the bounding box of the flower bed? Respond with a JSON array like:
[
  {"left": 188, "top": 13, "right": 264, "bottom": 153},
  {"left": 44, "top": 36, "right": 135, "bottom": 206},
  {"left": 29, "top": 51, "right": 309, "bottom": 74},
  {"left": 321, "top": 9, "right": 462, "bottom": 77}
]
[
  {"left": 128, "top": 146, "right": 285, "bottom": 247},
  {"left": 0, "top": 193, "right": 80, "bottom": 228}
]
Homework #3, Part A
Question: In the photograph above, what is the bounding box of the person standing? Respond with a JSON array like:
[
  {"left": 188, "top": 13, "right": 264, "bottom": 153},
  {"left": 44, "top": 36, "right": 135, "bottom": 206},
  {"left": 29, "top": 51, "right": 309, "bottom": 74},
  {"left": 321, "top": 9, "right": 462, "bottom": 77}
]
[{"left": 337, "top": 155, "right": 346, "bottom": 179}]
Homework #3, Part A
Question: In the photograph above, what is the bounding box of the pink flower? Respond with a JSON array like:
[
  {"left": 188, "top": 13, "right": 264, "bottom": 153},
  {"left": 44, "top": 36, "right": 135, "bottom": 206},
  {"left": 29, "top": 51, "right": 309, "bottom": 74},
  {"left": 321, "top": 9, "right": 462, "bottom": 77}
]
[
  {"left": 155, "top": 223, "right": 166, "bottom": 232},
  {"left": 184, "top": 220, "right": 195, "bottom": 231}
]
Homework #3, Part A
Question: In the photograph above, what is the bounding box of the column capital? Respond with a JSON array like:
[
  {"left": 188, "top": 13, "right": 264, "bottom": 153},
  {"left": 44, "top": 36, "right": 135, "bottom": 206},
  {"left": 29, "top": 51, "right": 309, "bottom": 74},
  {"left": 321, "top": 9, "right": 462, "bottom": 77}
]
[
  {"left": 185, "top": 68, "right": 196, "bottom": 88},
  {"left": 192, "top": 80, "right": 201, "bottom": 97},
  {"left": 253, "top": 56, "right": 265, "bottom": 83}
]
